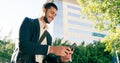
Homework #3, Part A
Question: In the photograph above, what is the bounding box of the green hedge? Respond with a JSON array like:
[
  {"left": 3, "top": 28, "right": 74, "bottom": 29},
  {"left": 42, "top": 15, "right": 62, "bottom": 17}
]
[{"left": 71, "top": 42, "right": 113, "bottom": 63}]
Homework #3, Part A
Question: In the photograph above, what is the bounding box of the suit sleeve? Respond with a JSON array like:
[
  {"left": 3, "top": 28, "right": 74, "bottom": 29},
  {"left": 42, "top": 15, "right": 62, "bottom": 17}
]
[{"left": 19, "top": 17, "right": 48, "bottom": 55}]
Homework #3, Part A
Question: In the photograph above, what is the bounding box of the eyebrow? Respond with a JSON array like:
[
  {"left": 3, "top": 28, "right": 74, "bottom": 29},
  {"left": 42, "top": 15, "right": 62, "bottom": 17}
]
[{"left": 51, "top": 11, "right": 57, "bottom": 16}]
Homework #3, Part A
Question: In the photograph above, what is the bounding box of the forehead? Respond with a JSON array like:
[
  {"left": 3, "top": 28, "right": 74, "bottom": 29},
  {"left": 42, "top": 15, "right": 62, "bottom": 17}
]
[{"left": 47, "top": 6, "right": 57, "bottom": 12}]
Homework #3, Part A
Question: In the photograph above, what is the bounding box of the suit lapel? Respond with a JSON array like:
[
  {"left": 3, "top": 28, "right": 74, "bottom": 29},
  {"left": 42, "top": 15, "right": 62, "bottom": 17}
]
[
  {"left": 46, "top": 31, "right": 52, "bottom": 45},
  {"left": 34, "top": 18, "right": 40, "bottom": 42},
  {"left": 35, "top": 18, "right": 52, "bottom": 45}
]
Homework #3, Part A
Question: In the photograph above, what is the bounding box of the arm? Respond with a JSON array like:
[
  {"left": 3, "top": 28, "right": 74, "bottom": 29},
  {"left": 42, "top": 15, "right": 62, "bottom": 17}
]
[{"left": 19, "top": 17, "right": 48, "bottom": 55}]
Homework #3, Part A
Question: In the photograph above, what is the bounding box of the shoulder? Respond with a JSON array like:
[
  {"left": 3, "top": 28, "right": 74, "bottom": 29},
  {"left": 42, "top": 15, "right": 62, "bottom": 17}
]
[
  {"left": 23, "top": 17, "right": 34, "bottom": 23},
  {"left": 22, "top": 17, "right": 38, "bottom": 25}
]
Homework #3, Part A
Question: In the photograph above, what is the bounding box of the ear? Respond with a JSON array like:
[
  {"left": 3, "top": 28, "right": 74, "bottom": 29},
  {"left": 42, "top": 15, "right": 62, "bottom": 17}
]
[
  {"left": 42, "top": 8, "right": 46, "bottom": 16},
  {"left": 42, "top": 7, "right": 46, "bottom": 13}
]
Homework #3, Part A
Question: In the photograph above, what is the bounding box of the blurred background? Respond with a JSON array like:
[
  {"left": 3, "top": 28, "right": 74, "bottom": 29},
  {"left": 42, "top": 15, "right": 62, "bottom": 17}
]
[{"left": 0, "top": 0, "right": 120, "bottom": 63}]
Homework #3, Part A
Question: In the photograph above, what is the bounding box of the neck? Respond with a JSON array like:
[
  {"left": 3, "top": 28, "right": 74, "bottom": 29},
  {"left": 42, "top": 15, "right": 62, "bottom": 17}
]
[
  {"left": 39, "top": 17, "right": 48, "bottom": 29},
  {"left": 39, "top": 16, "right": 44, "bottom": 22}
]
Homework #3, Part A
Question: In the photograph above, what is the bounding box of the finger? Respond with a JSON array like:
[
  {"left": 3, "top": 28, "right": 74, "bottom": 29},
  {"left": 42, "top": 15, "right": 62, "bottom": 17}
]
[
  {"left": 65, "top": 49, "right": 72, "bottom": 55},
  {"left": 69, "top": 52, "right": 72, "bottom": 55},
  {"left": 65, "top": 47, "right": 71, "bottom": 51},
  {"left": 61, "top": 51, "right": 67, "bottom": 56},
  {"left": 65, "top": 51, "right": 68, "bottom": 55}
]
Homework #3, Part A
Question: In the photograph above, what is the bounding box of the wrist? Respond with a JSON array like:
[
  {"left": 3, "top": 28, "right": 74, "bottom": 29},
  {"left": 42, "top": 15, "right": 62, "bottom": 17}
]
[{"left": 49, "top": 46, "right": 54, "bottom": 54}]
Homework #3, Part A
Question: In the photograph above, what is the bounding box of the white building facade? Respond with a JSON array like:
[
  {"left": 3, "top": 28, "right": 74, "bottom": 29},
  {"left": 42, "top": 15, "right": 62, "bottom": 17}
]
[{"left": 47, "top": 0, "right": 106, "bottom": 44}]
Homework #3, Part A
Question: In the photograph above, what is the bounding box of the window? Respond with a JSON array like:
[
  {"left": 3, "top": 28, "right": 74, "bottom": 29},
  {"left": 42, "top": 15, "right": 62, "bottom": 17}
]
[
  {"left": 92, "top": 32, "right": 106, "bottom": 37},
  {"left": 68, "top": 28, "right": 92, "bottom": 35},
  {"left": 68, "top": 20, "right": 93, "bottom": 28},
  {"left": 68, "top": 12, "right": 80, "bottom": 18},
  {"left": 67, "top": 5, "right": 81, "bottom": 11}
]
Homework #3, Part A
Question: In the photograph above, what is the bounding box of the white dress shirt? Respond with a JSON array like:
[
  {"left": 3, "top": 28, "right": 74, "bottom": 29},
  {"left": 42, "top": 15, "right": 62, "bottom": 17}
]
[{"left": 36, "top": 18, "right": 50, "bottom": 63}]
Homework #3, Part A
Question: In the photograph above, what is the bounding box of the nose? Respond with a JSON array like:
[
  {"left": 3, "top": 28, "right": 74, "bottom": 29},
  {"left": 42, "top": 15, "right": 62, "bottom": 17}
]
[
  {"left": 52, "top": 13, "right": 56, "bottom": 18},
  {"left": 52, "top": 15, "right": 55, "bottom": 19},
  {"left": 51, "top": 15, "right": 55, "bottom": 20}
]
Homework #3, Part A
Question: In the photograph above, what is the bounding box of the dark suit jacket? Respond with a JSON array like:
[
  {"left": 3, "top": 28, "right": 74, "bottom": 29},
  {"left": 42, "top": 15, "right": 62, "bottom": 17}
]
[{"left": 11, "top": 17, "right": 52, "bottom": 63}]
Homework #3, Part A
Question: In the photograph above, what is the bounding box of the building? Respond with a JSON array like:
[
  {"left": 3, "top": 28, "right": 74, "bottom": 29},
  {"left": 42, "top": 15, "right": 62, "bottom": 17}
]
[{"left": 47, "top": 0, "right": 106, "bottom": 44}]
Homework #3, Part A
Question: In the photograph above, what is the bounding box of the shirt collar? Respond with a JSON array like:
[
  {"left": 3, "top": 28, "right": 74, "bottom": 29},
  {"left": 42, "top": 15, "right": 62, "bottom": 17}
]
[{"left": 38, "top": 18, "right": 48, "bottom": 30}]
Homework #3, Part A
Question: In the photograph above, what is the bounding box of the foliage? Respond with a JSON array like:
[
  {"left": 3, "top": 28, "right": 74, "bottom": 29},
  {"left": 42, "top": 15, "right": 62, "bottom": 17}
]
[
  {"left": 77, "top": 0, "right": 120, "bottom": 54},
  {"left": 77, "top": 0, "right": 120, "bottom": 31},
  {"left": 102, "top": 28, "right": 120, "bottom": 54},
  {"left": 0, "top": 39, "right": 14, "bottom": 63},
  {"left": 71, "top": 42, "right": 113, "bottom": 63},
  {"left": 53, "top": 38, "right": 71, "bottom": 46},
  {"left": 53, "top": 38, "right": 114, "bottom": 63}
]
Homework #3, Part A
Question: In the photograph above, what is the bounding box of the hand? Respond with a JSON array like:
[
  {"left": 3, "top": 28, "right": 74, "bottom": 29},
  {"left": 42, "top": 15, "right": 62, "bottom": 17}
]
[
  {"left": 60, "top": 50, "right": 74, "bottom": 62},
  {"left": 49, "top": 46, "right": 71, "bottom": 57}
]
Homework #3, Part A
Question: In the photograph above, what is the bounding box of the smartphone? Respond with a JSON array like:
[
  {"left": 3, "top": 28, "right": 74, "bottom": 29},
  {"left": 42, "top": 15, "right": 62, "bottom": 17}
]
[{"left": 70, "top": 43, "right": 77, "bottom": 50}]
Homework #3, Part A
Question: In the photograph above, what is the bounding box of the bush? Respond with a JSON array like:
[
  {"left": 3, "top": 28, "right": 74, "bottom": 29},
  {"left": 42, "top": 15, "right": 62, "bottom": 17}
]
[
  {"left": 71, "top": 42, "right": 113, "bottom": 63},
  {"left": 0, "top": 40, "right": 14, "bottom": 63}
]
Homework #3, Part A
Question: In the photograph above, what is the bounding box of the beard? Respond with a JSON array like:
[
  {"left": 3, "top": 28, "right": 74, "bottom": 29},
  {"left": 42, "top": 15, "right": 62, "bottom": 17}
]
[{"left": 44, "top": 16, "right": 49, "bottom": 24}]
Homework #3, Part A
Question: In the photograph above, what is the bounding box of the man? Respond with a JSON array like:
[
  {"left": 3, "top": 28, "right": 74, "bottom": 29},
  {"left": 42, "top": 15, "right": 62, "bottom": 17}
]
[{"left": 11, "top": 2, "right": 73, "bottom": 63}]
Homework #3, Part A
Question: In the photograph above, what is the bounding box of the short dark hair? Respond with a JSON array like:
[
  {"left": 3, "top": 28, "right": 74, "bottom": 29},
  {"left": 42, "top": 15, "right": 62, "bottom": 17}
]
[{"left": 43, "top": 2, "right": 58, "bottom": 11}]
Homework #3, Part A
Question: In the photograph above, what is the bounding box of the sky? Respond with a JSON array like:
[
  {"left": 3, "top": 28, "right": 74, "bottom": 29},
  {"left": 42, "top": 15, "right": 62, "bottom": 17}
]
[{"left": 0, "top": 0, "right": 48, "bottom": 41}]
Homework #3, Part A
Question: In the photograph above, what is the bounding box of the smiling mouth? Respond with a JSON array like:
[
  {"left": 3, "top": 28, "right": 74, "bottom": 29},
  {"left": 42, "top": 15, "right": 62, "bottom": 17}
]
[{"left": 49, "top": 17, "right": 53, "bottom": 21}]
